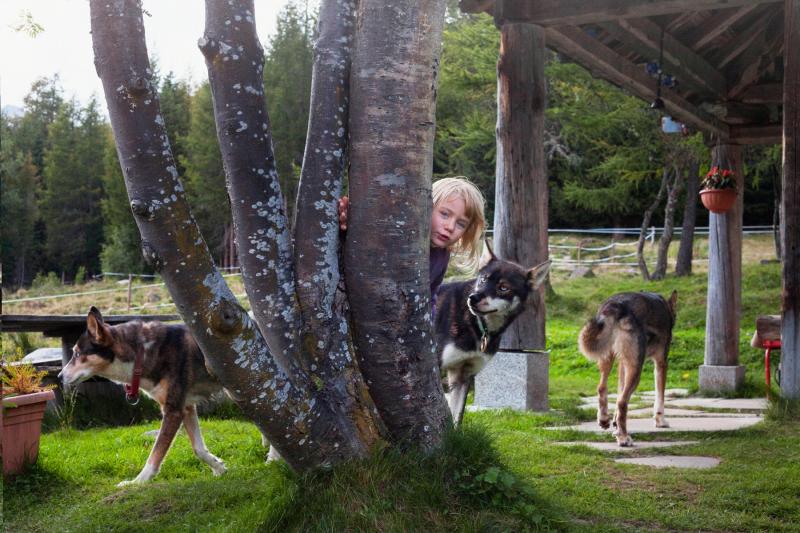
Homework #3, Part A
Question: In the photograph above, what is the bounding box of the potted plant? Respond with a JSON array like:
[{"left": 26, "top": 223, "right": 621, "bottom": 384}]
[
  {"left": 699, "top": 166, "right": 737, "bottom": 214},
  {"left": 2, "top": 357, "right": 56, "bottom": 479}
]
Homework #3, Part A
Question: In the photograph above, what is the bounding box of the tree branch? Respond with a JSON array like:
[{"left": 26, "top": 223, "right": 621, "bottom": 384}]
[{"left": 200, "top": 0, "right": 302, "bottom": 374}]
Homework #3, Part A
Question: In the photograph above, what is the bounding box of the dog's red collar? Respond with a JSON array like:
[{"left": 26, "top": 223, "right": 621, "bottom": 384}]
[{"left": 124, "top": 351, "right": 143, "bottom": 405}]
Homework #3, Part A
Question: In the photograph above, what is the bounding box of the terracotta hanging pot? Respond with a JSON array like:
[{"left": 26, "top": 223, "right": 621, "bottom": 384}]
[{"left": 700, "top": 188, "right": 737, "bottom": 214}]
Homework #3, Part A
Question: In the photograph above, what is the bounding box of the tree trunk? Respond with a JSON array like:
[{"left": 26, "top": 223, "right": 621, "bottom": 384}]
[
  {"left": 637, "top": 167, "right": 669, "bottom": 281},
  {"left": 494, "top": 23, "right": 549, "bottom": 351},
  {"left": 652, "top": 163, "right": 683, "bottom": 280},
  {"left": 200, "top": 0, "right": 381, "bottom": 457},
  {"left": 675, "top": 160, "right": 699, "bottom": 276},
  {"left": 345, "top": 0, "right": 451, "bottom": 447},
  {"left": 90, "top": 0, "right": 392, "bottom": 471}
]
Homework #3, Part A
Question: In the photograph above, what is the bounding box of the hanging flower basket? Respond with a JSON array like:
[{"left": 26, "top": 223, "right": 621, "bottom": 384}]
[{"left": 699, "top": 166, "right": 737, "bottom": 214}]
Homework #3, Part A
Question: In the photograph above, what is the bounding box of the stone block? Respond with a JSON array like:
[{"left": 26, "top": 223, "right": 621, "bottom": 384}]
[
  {"left": 698, "top": 364, "right": 745, "bottom": 393},
  {"left": 474, "top": 350, "right": 549, "bottom": 412}
]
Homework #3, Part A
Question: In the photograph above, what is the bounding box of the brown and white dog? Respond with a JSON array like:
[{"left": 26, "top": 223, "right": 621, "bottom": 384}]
[
  {"left": 59, "top": 307, "right": 227, "bottom": 486},
  {"left": 578, "top": 291, "right": 678, "bottom": 446}
]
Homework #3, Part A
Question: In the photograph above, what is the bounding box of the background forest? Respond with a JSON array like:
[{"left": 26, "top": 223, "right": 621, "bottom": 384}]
[{"left": 0, "top": 3, "right": 782, "bottom": 288}]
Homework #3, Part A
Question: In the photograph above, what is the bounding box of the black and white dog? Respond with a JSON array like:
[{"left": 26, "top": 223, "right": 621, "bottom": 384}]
[{"left": 434, "top": 247, "right": 550, "bottom": 425}]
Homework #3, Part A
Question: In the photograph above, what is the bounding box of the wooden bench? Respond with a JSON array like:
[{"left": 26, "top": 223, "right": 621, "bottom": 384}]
[{"left": 750, "top": 315, "right": 781, "bottom": 396}]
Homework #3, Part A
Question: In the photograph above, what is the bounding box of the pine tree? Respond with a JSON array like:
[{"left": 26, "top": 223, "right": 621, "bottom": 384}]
[
  {"left": 180, "top": 82, "right": 230, "bottom": 262},
  {"left": 40, "top": 99, "right": 106, "bottom": 279},
  {"left": 263, "top": 1, "right": 314, "bottom": 218},
  {"left": 1, "top": 114, "right": 39, "bottom": 286}
]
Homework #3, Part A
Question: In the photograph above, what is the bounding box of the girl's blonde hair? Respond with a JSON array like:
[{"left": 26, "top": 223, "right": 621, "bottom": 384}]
[{"left": 432, "top": 176, "right": 486, "bottom": 272}]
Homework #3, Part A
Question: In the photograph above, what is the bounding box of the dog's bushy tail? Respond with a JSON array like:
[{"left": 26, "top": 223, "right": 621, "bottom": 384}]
[{"left": 578, "top": 301, "right": 624, "bottom": 360}]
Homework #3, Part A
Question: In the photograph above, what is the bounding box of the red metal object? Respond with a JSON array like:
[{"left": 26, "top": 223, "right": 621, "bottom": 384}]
[{"left": 763, "top": 339, "right": 782, "bottom": 397}]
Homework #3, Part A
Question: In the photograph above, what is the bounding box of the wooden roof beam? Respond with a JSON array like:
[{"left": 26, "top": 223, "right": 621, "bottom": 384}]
[
  {"left": 545, "top": 25, "right": 728, "bottom": 138},
  {"left": 487, "top": 0, "right": 781, "bottom": 27},
  {"left": 727, "top": 15, "right": 784, "bottom": 98},
  {"left": 688, "top": 4, "right": 759, "bottom": 50},
  {"left": 612, "top": 18, "right": 726, "bottom": 96},
  {"left": 737, "top": 83, "right": 782, "bottom": 103},
  {"left": 729, "top": 124, "right": 782, "bottom": 144}
]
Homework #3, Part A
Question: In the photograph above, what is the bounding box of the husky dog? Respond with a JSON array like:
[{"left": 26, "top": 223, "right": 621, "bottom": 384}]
[
  {"left": 578, "top": 291, "right": 678, "bottom": 447},
  {"left": 434, "top": 247, "right": 550, "bottom": 426},
  {"left": 59, "top": 307, "right": 228, "bottom": 486}
]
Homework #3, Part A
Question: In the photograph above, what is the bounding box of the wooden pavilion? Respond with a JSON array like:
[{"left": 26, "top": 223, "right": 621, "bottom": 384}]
[{"left": 460, "top": 0, "right": 798, "bottom": 398}]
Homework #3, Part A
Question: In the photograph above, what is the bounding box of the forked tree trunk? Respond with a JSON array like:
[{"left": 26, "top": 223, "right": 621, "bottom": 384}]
[
  {"left": 345, "top": 0, "right": 451, "bottom": 447},
  {"left": 675, "top": 161, "right": 699, "bottom": 276},
  {"left": 90, "top": 0, "right": 448, "bottom": 470},
  {"left": 637, "top": 167, "right": 669, "bottom": 281},
  {"left": 652, "top": 163, "right": 683, "bottom": 280}
]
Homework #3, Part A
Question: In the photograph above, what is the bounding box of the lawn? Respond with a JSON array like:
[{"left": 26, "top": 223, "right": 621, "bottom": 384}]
[{"left": 3, "top": 243, "right": 799, "bottom": 532}]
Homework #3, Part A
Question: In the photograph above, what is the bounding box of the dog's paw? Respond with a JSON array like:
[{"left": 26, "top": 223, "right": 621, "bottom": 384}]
[
  {"left": 654, "top": 416, "right": 670, "bottom": 428},
  {"left": 211, "top": 462, "right": 227, "bottom": 476},
  {"left": 616, "top": 435, "right": 634, "bottom": 447},
  {"left": 117, "top": 478, "right": 143, "bottom": 487},
  {"left": 598, "top": 418, "right": 611, "bottom": 430}
]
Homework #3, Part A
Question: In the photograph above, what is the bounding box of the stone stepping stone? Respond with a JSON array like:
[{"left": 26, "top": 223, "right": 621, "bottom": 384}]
[
  {"left": 547, "top": 415, "right": 763, "bottom": 433},
  {"left": 615, "top": 456, "right": 720, "bottom": 469},
  {"left": 554, "top": 440, "right": 699, "bottom": 452},
  {"left": 665, "top": 398, "right": 767, "bottom": 411},
  {"left": 625, "top": 407, "right": 754, "bottom": 418}
]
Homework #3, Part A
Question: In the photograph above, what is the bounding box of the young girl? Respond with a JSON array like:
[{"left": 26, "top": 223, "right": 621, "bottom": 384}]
[{"left": 339, "top": 176, "right": 486, "bottom": 315}]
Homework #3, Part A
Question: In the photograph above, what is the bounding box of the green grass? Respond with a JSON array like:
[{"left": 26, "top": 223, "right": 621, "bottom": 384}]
[{"left": 4, "top": 254, "right": 798, "bottom": 532}]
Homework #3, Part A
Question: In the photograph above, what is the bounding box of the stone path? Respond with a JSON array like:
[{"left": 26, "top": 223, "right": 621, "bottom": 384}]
[
  {"left": 554, "top": 440, "right": 699, "bottom": 452},
  {"left": 547, "top": 393, "right": 768, "bottom": 469}
]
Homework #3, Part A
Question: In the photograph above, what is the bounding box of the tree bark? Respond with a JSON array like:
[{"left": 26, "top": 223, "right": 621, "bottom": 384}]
[
  {"left": 637, "top": 167, "right": 668, "bottom": 281},
  {"left": 345, "top": 0, "right": 450, "bottom": 447},
  {"left": 652, "top": 163, "right": 683, "bottom": 280},
  {"left": 675, "top": 160, "right": 699, "bottom": 276},
  {"left": 91, "top": 0, "right": 375, "bottom": 471},
  {"left": 494, "top": 23, "right": 549, "bottom": 351}
]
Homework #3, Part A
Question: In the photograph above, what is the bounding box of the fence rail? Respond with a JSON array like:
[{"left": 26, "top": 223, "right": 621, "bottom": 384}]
[{"left": 4, "top": 226, "right": 777, "bottom": 307}]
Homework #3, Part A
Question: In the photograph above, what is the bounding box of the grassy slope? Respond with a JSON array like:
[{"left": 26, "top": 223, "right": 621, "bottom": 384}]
[{"left": 4, "top": 238, "right": 798, "bottom": 531}]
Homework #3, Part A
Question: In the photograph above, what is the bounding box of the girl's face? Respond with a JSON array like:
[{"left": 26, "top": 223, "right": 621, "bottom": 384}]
[{"left": 431, "top": 194, "right": 470, "bottom": 249}]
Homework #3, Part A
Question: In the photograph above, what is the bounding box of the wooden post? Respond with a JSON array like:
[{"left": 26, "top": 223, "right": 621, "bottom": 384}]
[
  {"left": 781, "top": 0, "right": 799, "bottom": 398},
  {"left": 127, "top": 273, "right": 133, "bottom": 312},
  {"left": 700, "top": 143, "right": 745, "bottom": 392},
  {"left": 492, "top": 22, "right": 549, "bottom": 351},
  {"left": 475, "top": 21, "right": 550, "bottom": 413}
]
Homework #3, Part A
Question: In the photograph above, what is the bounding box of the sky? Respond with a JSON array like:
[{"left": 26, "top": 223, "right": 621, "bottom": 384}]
[{"left": 0, "top": 0, "right": 295, "bottom": 113}]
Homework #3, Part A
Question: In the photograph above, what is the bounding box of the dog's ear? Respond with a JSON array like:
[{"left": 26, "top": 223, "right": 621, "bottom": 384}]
[
  {"left": 667, "top": 290, "right": 678, "bottom": 315},
  {"left": 87, "top": 306, "right": 111, "bottom": 344},
  {"left": 526, "top": 260, "right": 551, "bottom": 290},
  {"left": 478, "top": 240, "right": 497, "bottom": 269}
]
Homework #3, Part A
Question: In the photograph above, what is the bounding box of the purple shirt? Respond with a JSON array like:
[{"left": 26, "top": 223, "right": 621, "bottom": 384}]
[{"left": 430, "top": 246, "right": 450, "bottom": 319}]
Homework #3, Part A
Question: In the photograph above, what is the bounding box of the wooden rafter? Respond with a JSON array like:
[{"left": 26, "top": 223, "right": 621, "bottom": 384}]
[
  {"left": 687, "top": 4, "right": 759, "bottom": 50},
  {"left": 613, "top": 17, "right": 726, "bottom": 96},
  {"left": 738, "top": 83, "right": 782, "bottom": 103},
  {"left": 545, "top": 25, "right": 728, "bottom": 138},
  {"left": 727, "top": 20, "right": 784, "bottom": 98},
  {"left": 474, "top": 0, "right": 782, "bottom": 27},
  {"left": 716, "top": 9, "right": 776, "bottom": 69},
  {"left": 729, "top": 124, "right": 782, "bottom": 144}
]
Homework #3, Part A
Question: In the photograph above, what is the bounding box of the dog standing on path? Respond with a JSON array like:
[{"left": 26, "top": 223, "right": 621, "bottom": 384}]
[
  {"left": 578, "top": 291, "right": 678, "bottom": 446},
  {"left": 435, "top": 247, "right": 550, "bottom": 426},
  {"left": 59, "top": 307, "right": 227, "bottom": 486}
]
